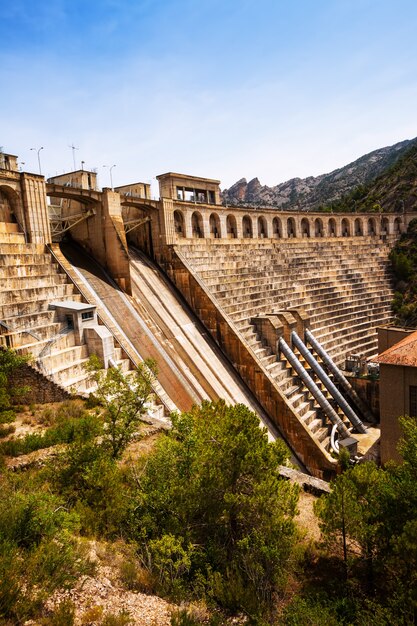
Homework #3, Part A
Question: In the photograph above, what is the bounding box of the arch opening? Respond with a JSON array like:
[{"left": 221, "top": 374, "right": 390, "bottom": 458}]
[
  {"left": 209, "top": 212, "right": 221, "bottom": 239},
  {"left": 0, "top": 185, "right": 19, "bottom": 224},
  {"left": 258, "top": 216, "right": 268, "bottom": 238},
  {"left": 314, "top": 218, "right": 324, "bottom": 237},
  {"left": 173, "top": 210, "right": 185, "bottom": 237},
  {"left": 394, "top": 217, "right": 402, "bottom": 234},
  {"left": 287, "top": 217, "right": 296, "bottom": 238},
  {"left": 301, "top": 217, "right": 310, "bottom": 238},
  {"left": 367, "top": 217, "right": 376, "bottom": 236},
  {"left": 226, "top": 214, "right": 237, "bottom": 238},
  {"left": 328, "top": 218, "right": 336, "bottom": 237},
  {"left": 242, "top": 215, "right": 253, "bottom": 238},
  {"left": 341, "top": 218, "right": 350, "bottom": 237},
  {"left": 273, "top": 216, "right": 282, "bottom": 238},
  {"left": 191, "top": 211, "right": 204, "bottom": 238}
]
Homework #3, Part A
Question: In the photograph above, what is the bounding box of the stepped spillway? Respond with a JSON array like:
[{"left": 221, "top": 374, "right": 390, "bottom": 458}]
[{"left": 175, "top": 237, "right": 395, "bottom": 364}]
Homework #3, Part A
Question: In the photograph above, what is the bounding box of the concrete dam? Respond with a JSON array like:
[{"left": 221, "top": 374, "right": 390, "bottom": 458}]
[{"left": 0, "top": 158, "right": 413, "bottom": 477}]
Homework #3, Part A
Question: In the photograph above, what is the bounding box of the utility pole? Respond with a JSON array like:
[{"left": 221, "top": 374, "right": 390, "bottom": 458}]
[
  {"left": 30, "top": 146, "right": 44, "bottom": 175},
  {"left": 68, "top": 143, "right": 79, "bottom": 170},
  {"left": 103, "top": 164, "right": 116, "bottom": 190}
]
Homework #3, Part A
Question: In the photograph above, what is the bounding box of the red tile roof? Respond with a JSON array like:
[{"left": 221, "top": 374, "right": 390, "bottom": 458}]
[{"left": 377, "top": 330, "right": 417, "bottom": 366}]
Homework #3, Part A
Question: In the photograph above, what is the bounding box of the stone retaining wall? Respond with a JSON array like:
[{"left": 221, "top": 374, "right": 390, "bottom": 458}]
[{"left": 10, "top": 363, "right": 72, "bottom": 404}]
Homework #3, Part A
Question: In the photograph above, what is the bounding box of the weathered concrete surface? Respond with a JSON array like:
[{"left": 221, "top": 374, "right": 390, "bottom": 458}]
[{"left": 160, "top": 245, "right": 337, "bottom": 479}]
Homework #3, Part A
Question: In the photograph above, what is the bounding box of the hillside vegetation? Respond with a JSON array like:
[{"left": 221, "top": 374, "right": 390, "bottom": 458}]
[
  {"left": 2, "top": 350, "right": 417, "bottom": 624},
  {"left": 389, "top": 218, "right": 417, "bottom": 326},
  {"left": 317, "top": 142, "right": 417, "bottom": 213}
]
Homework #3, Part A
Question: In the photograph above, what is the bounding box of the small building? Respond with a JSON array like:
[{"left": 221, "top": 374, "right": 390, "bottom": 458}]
[
  {"left": 115, "top": 182, "right": 151, "bottom": 200},
  {"left": 157, "top": 172, "right": 221, "bottom": 205},
  {"left": 377, "top": 329, "right": 417, "bottom": 463},
  {"left": 48, "top": 169, "right": 98, "bottom": 191},
  {"left": 0, "top": 151, "right": 19, "bottom": 172},
  {"left": 49, "top": 301, "right": 116, "bottom": 367}
]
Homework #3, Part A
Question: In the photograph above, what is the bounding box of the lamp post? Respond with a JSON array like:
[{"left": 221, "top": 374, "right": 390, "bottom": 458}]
[
  {"left": 103, "top": 164, "right": 116, "bottom": 190},
  {"left": 30, "top": 146, "right": 44, "bottom": 175}
]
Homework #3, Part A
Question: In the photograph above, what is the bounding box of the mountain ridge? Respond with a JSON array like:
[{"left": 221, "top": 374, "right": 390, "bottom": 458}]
[{"left": 222, "top": 137, "right": 416, "bottom": 211}]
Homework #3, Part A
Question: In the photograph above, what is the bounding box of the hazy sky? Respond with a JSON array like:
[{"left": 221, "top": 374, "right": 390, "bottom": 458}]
[{"left": 1, "top": 0, "right": 417, "bottom": 193}]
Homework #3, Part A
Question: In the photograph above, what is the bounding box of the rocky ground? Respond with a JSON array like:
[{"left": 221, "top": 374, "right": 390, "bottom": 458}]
[{"left": 43, "top": 541, "right": 174, "bottom": 626}]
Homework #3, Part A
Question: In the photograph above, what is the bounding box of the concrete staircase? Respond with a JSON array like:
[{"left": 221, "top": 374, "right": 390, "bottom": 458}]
[
  {"left": 241, "top": 321, "right": 361, "bottom": 454},
  {"left": 164, "top": 237, "right": 392, "bottom": 473},
  {"left": 177, "top": 237, "right": 395, "bottom": 365},
  {"left": 0, "top": 222, "right": 129, "bottom": 394}
]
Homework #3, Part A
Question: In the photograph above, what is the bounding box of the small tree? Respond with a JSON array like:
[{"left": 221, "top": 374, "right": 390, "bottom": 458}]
[
  {"left": 134, "top": 400, "right": 299, "bottom": 615},
  {"left": 314, "top": 462, "right": 386, "bottom": 589},
  {"left": 86, "top": 356, "right": 157, "bottom": 459}
]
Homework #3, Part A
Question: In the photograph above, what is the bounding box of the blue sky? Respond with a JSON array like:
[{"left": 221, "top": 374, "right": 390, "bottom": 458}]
[{"left": 1, "top": 0, "right": 417, "bottom": 192}]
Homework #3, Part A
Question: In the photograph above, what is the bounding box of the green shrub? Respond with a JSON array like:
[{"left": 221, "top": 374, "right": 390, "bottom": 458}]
[
  {"left": 41, "top": 600, "right": 75, "bottom": 626},
  {"left": 281, "top": 596, "right": 341, "bottom": 626},
  {"left": 0, "top": 472, "right": 93, "bottom": 623},
  {"left": 0, "top": 411, "right": 16, "bottom": 425},
  {"left": 101, "top": 610, "right": 133, "bottom": 626},
  {"left": 170, "top": 609, "right": 202, "bottom": 626},
  {"left": 0, "top": 424, "right": 15, "bottom": 439},
  {"left": 119, "top": 557, "right": 156, "bottom": 593},
  {"left": 0, "top": 412, "right": 101, "bottom": 457}
]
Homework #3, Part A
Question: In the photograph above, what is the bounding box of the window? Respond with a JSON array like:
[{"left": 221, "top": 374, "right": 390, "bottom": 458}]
[
  {"left": 410, "top": 385, "right": 417, "bottom": 418},
  {"left": 81, "top": 311, "right": 94, "bottom": 321}
]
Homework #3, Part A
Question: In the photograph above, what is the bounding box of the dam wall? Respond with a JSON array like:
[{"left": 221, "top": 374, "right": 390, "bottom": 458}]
[{"left": 158, "top": 232, "right": 403, "bottom": 477}]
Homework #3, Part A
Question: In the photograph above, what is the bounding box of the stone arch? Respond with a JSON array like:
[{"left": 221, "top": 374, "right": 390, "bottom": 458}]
[
  {"left": 381, "top": 216, "right": 389, "bottom": 235},
  {"left": 242, "top": 215, "right": 253, "bottom": 238},
  {"left": 301, "top": 217, "right": 310, "bottom": 237},
  {"left": 341, "top": 218, "right": 350, "bottom": 237},
  {"left": 354, "top": 217, "right": 363, "bottom": 236},
  {"left": 173, "top": 210, "right": 185, "bottom": 237},
  {"left": 258, "top": 216, "right": 268, "bottom": 238},
  {"left": 191, "top": 211, "right": 204, "bottom": 238},
  {"left": 367, "top": 217, "right": 376, "bottom": 236},
  {"left": 314, "top": 218, "right": 324, "bottom": 237},
  {"left": 287, "top": 217, "right": 296, "bottom": 238},
  {"left": 209, "top": 212, "right": 221, "bottom": 239},
  {"left": 394, "top": 217, "right": 403, "bottom": 234},
  {"left": 0, "top": 185, "right": 19, "bottom": 224},
  {"left": 328, "top": 217, "right": 337, "bottom": 237},
  {"left": 226, "top": 214, "right": 237, "bottom": 238},
  {"left": 272, "top": 216, "right": 282, "bottom": 238}
]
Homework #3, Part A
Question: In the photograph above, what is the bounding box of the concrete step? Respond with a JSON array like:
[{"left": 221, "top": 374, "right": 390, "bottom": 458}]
[
  {"left": 0, "top": 283, "right": 76, "bottom": 305},
  {"left": 0, "top": 273, "right": 69, "bottom": 292},
  {"left": 0, "top": 293, "right": 82, "bottom": 319},
  {"left": 0, "top": 222, "right": 22, "bottom": 234},
  {"left": 0, "top": 232, "right": 27, "bottom": 244}
]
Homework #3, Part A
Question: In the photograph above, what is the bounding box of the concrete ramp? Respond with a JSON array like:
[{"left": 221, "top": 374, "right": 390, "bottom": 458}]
[
  {"left": 129, "top": 247, "right": 269, "bottom": 418},
  {"left": 55, "top": 242, "right": 278, "bottom": 439}
]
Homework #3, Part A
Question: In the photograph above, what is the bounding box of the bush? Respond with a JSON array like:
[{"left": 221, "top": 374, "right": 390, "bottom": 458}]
[
  {"left": 119, "top": 557, "right": 156, "bottom": 593},
  {"left": 0, "top": 471, "right": 93, "bottom": 623},
  {"left": 41, "top": 600, "right": 75, "bottom": 626},
  {"left": 101, "top": 611, "right": 133, "bottom": 626},
  {"left": 0, "top": 424, "right": 15, "bottom": 439},
  {"left": 0, "top": 412, "right": 101, "bottom": 457}
]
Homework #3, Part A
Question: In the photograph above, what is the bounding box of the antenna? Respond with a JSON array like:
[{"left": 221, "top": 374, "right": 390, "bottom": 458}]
[{"left": 68, "top": 143, "right": 79, "bottom": 170}]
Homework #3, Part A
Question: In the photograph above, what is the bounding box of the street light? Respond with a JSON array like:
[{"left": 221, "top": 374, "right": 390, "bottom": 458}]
[
  {"left": 30, "top": 146, "right": 44, "bottom": 175},
  {"left": 103, "top": 164, "right": 116, "bottom": 190}
]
